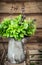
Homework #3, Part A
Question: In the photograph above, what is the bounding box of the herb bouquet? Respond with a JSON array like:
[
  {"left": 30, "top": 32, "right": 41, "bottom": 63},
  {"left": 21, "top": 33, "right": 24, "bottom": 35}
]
[{"left": 0, "top": 15, "right": 36, "bottom": 64}]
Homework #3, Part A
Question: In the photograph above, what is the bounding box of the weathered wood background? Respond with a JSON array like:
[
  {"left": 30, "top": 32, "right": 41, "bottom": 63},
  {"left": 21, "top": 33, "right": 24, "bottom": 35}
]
[{"left": 0, "top": 0, "right": 42, "bottom": 65}]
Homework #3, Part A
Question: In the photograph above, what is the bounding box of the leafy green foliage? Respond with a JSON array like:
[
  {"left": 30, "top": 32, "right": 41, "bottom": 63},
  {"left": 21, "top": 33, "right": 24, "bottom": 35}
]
[{"left": 0, "top": 15, "right": 36, "bottom": 40}]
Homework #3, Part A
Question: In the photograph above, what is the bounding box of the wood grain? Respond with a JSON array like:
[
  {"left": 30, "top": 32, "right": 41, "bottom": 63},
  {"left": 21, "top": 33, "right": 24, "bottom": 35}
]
[
  {"left": 29, "top": 50, "right": 42, "bottom": 54},
  {"left": 25, "top": 43, "right": 42, "bottom": 50},
  {"left": 0, "top": 2, "right": 42, "bottom": 14}
]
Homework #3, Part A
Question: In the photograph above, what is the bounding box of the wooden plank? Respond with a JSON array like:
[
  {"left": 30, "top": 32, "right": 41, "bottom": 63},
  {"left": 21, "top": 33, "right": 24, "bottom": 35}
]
[
  {"left": 25, "top": 2, "right": 42, "bottom": 14},
  {"left": 25, "top": 44, "right": 42, "bottom": 50},
  {"left": 0, "top": 2, "right": 42, "bottom": 14},
  {"left": 0, "top": 14, "right": 42, "bottom": 28},
  {"left": 30, "top": 58, "right": 42, "bottom": 61},
  {"left": 29, "top": 50, "right": 42, "bottom": 54}
]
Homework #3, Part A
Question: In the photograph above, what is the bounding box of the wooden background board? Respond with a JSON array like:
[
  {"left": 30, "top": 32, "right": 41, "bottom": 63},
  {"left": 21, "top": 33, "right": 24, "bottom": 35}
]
[
  {"left": 0, "top": 2, "right": 42, "bottom": 28},
  {"left": 0, "top": 0, "right": 42, "bottom": 65},
  {"left": 0, "top": 2, "right": 42, "bottom": 14}
]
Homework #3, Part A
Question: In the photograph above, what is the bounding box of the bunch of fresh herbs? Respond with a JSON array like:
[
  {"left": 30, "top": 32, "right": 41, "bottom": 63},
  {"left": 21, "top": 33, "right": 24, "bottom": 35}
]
[{"left": 0, "top": 15, "right": 36, "bottom": 40}]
